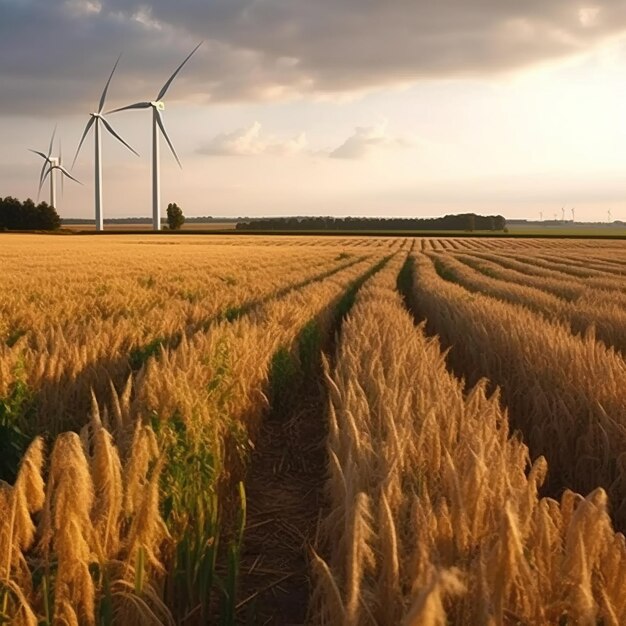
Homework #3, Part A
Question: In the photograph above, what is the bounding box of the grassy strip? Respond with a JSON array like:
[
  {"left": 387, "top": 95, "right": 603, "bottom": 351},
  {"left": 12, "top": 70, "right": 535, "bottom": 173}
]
[
  {"left": 333, "top": 256, "right": 392, "bottom": 327},
  {"left": 217, "top": 253, "right": 365, "bottom": 327},
  {"left": 396, "top": 254, "right": 418, "bottom": 320},
  {"left": 237, "top": 255, "right": 392, "bottom": 622},
  {"left": 155, "top": 255, "right": 389, "bottom": 624},
  {"left": 270, "top": 253, "right": 393, "bottom": 402},
  {"left": 129, "top": 254, "right": 367, "bottom": 370}
]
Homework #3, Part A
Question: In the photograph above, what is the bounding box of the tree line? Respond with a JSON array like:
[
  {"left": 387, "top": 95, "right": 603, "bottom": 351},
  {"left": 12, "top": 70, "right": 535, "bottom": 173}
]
[
  {"left": 0, "top": 197, "right": 61, "bottom": 231},
  {"left": 236, "top": 214, "right": 506, "bottom": 232}
]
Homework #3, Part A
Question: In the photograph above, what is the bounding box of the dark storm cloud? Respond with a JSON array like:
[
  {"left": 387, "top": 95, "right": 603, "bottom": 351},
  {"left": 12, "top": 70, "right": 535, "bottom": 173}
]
[{"left": 2, "top": 0, "right": 626, "bottom": 114}]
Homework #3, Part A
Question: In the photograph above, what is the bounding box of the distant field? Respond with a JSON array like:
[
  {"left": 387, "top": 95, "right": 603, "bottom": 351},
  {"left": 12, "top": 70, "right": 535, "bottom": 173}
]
[
  {"left": 507, "top": 224, "right": 626, "bottom": 236},
  {"left": 3, "top": 234, "right": 626, "bottom": 624},
  {"left": 63, "top": 221, "right": 238, "bottom": 231},
  {"left": 59, "top": 222, "right": 626, "bottom": 237}
]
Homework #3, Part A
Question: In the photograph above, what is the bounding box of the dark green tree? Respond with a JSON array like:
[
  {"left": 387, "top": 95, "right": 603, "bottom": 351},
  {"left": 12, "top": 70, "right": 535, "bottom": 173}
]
[
  {"left": 35, "top": 201, "right": 61, "bottom": 230},
  {"left": 466, "top": 214, "right": 475, "bottom": 232},
  {"left": 166, "top": 202, "right": 185, "bottom": 230},
  {"left": 0, "top": 197, "right": 60, "bottom": 230}
]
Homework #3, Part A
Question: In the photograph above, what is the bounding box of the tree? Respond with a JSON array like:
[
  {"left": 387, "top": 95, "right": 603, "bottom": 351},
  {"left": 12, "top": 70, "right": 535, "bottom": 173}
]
[
  {"left": 166, "top": 202, "right": 185, "bottom": 230},
  {"left": 35, "top": 201, "right": 62, "bottom": 230},
  {"left": 466, "top": 214, "right": 475, "bottom": 232},
  {"left": 0, "top": 197, "right": 60, "bottom": 231}
]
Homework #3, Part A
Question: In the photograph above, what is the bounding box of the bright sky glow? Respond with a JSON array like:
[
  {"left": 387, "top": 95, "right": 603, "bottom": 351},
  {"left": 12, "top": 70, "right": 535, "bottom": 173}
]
[{"left": 1, "top": 1, "right": 625, "bottom": 221}]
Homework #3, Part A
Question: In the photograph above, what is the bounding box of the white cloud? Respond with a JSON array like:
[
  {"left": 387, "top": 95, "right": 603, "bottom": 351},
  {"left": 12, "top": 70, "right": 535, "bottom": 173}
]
[
  {"left": 330, "top": 121, "right": 410, "bottom": 160},
  {"left": 198, "top": 122, "right": 308, "bottom": 157},
  {"left": 3, "top": 1, "right": 626, "bottom": 114},
  {"left": 579, "top": 7, "right": 602, "bottom": 27},
  {"left": 63, "top": 0, "right": 101, "bottom": 15}
]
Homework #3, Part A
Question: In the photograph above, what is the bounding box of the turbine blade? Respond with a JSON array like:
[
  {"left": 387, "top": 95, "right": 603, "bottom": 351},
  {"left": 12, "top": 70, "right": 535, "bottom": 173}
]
[
  {"left": 155, "top": 109, "right": 181, "bottom": 168},
  {"left": 29, "top": 149, "right": 48, "bottom": 160},
  {"left": 156, "top": 41, "right": 202, "bottom": 101},
  {"left": 100, "top": 116, "right": 140, "bottom": 157},
  {"left": 39, "top": 166, "right": 52, "bottom": 198},
  {"left": 38, "top": 158, "right": 50, "bottom": 188},
  {"left": 47, "top": 124, "right": 57, "bottom": 158},
  {"left": 57, "top": 165, "right": 83, "bottom": 185},
  {"left": 107, "top": 101, "right": 151, "bottom": 114},
  {"left": 37, "top": 175, "right": 44, "bottom": 201},
  {"left": 72, "top": 116, "right": 96, "bottom": 169},
  {"left": 99, "top": 53, "right": 122, "bottom": 113}
]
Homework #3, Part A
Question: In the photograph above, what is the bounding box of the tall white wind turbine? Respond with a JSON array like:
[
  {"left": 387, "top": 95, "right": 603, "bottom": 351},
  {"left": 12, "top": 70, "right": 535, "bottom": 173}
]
[
  {"left": 72, "top": 56, "right": 139, "bottom": 231},
  {"left": 109, "top": 43, "right": 202, "bottom": 231}
]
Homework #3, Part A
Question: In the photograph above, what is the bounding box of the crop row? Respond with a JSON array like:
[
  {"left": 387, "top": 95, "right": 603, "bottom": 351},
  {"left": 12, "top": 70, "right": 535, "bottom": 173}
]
[
  {"left": 405, "top": 253, "right": 626, "bottom": 527},
  {"left": 0, "top": 247, "right": 388, "bottom": 624},
  {"left": 314, "top": 251, "right": 626, "bottom": 625}
]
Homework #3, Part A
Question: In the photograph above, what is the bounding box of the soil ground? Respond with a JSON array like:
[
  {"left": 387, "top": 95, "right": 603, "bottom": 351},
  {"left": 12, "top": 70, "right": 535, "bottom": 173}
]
[{"left": 237, "top": 381, "right": 328, "bottom": 625}]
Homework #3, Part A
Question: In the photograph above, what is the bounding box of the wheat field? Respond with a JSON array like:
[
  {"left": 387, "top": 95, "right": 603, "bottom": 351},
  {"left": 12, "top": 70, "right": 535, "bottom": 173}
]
[{"left": 2, "top": 233, "right": 626, "bottom": 625}]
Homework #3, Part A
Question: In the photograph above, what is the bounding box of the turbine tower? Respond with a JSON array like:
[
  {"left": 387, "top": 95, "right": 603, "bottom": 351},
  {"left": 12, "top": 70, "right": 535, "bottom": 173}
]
[
  {"left": 73, "top": 56, "right": 139, "bottom": 231},
  {"left": 561, "top": 207, "right": 565, "bottom": 222},
  {"left": 608, "top": 209, "right": 612, "bottom": 223},
  {"left": 29, "top": 126, "right": 59, "bottom": 207},
  {"left": 571, "top": 208, "right": 575, "bottom": 222},
  {"left": 540, "top": 211, "right": 543, "bottom": 221},
  {"left": 110, "top": 42, "right": 202, "bottom": 231}
]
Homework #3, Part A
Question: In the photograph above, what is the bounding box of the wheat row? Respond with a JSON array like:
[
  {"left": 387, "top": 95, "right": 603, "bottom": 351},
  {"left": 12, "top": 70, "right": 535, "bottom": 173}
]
[
  {"left": 429, "top": 252, "right": 626, "bottom": 357},
  {"left": 314, "top": 251, "right": 626, "bottom": 625},
  {"left": 0, "top": 244, "right": 387, "bottom": 624},
  {"left": 1, "top": 239, "right": 369, "bottom": 433},
  {"left": 407, "top": 253, "right": 626, "bottom": 526}
]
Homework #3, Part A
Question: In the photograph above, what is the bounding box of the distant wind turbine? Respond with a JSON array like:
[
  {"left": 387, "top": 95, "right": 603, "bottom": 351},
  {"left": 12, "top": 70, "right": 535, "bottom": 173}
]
[
  {"left": 571, "top": 208, "right": 575, "bottom": 222},
  {"left": 29, "top": 125, "right": 58, "bottom": 206},
  {"left": 30, "top": 127, "right": 81, "bottom": 208},
  {"left": 561, "top": 207, "right": 565, "bottom": 222},
  {"left": 73, "top": 55, "right": 139, "bottom": 231},
  {"left": 540, "top": 211, "right": 543, "bottom": 221},
  {"left": 109, "top": 42, "right": 202, "bottom": 231},
  {"left": 608, "top": 209, "right": 612, "bottom": 223}
]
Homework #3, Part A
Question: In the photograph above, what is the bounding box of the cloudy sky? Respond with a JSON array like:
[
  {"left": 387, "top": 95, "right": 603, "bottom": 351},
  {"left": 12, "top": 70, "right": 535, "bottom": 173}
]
[{"left": 1, "top": 0, "right": 626, "bottom": 221}]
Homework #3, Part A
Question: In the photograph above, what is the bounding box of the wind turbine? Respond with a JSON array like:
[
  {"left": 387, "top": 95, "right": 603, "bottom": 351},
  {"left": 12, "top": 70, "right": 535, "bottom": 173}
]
[
  {"left": 571, "top": 208, "right": 575, "bottom": 222},
  {"left": 561, "top": 207, "right": 565, "bottom": 222},
  {"left": 42, "top": 160, "right": 82, "bottom": 194},
  {"left": 540, "top": 211, "right": 543, "bottom": 221},
  {"left": 29, "top": 126, "right": 59, "bottom": 207},
  {"left": 109, "top": 42, "right": 202, "bottom": 231},
  {"left": 73, "top": 56, "right": 139, "bottom": 231},
  {"left": 608, "top": 209, "right": 612, "bottom": 223}
]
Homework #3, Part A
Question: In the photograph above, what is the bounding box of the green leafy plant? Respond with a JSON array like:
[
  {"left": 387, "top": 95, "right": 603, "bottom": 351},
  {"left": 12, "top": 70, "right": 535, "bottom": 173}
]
[
  {"left": 129, "top": 337, "right": 166, "bottom": 370},
  {"left": 4, "top": 329, "right": 26, "bottom": 348},
  {"left": 0, "top": 373, "right": 34, "bottom": 483}
]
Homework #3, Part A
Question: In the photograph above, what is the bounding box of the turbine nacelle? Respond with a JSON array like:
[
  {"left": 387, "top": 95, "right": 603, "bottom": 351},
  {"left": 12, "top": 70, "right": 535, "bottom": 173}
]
[{"left": 151, "top": 101, "right": 165, "bottom": 111}]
